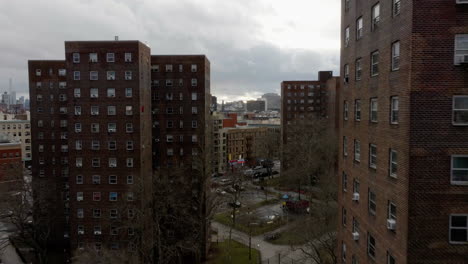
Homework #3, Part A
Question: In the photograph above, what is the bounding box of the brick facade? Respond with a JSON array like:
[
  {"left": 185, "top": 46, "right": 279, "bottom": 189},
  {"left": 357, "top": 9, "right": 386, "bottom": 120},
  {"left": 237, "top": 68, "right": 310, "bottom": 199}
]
[{"left": 337, "top": 1, "right": 468, "bottom": 263}]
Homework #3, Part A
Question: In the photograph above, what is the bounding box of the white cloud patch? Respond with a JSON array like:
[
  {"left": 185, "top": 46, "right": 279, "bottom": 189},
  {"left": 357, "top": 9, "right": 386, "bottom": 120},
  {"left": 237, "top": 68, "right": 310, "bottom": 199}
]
[{"left": 0, "top": 0, "right": 340, "bottom": 100}]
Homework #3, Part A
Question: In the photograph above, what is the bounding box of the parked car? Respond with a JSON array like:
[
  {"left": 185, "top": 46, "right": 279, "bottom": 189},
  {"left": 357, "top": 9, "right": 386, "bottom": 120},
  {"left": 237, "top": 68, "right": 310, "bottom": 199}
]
[{"left": 264, "top": 232, "right": 280, "bottom": 241}]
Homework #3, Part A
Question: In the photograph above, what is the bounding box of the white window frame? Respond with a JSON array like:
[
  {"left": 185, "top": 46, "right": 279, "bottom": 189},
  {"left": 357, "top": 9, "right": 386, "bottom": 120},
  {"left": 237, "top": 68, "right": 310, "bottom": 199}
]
[
  {"left": 453, "top": 96, "right": 468, "bottom": 125},
  {"left": 371, "top": 3, "right": 380, "bottom": 31},
  {"left": 125, "top": 53, "right": 132, "bottom": 62},
  {"left": 73, "top": 71, "right": 80, "bottom": 81},
  {"left": 392, "top": 41, "right": 401, "bottom": 71},
  {"left": 354, "top": 140, "right": 361, "bottom": 162},
  {"left": 368, "top": 189, "right": 376, "bottom": 215},
  {"left": 125, "top": 71, "right": 132, "bottom": 80},
  {"left": 390, "top": 96, "right": 399, "bottom": 124},
  {"left": 389, "top": 149, "right": 398, "bottom": 178},
  {"left": 451, "top": 155, "right": 468, "bottom": 185},
  {"left": 454, "top": 34, "right": 468, "bottom": 65},
  {"left": 89, "top": 53, "right": 98, "bottom": 62},
  {"left": 343, "top": 136, "right": 348, "bottom": 157},
  {"left": 393, "top": 0, "right": 401, "bottom": 17},
  {"left": 367, "top": 233, "right": 376, "bottom": 259},
  {"left": 345, "top": 26, "right": 350, "bottom": 47},
  {"left": 370, "top": 98, "right": 378, "bottom": 123},
  {"left": 355, "top": 58, "right": 362, "bottom": 80},
  {"left": 90, "top": 71, "right": 98, "bottom": 80},
  {"left": 344, "top": 101, "right": 349, "bottom": 120},
  {"left": 356, "top": 17, "right": 363, "bottom": 40},
  {"left": 449, "top": 214, "right": 468, "bottom": 244},
  {"left": 73, "top": 53, "right": 80, "bottom": 63},
  {"left": 355, "top": 100, "right": 361, "bottom": 121},
  {"left": 369, "top": 144, "right": 377, "bottom": 168},
  {"left": 371, "top": 51, "right": 379, "bottom": 76},
  {"left": 106, "top": 53, "right": 115, "bottom": 63}
]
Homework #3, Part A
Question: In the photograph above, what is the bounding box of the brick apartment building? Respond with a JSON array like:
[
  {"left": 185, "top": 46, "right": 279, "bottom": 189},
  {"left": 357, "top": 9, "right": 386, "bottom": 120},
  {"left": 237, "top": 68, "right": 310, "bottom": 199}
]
[
  {"left": 150, "top": 55, "right": 211, "bottom": 169},
  {"left": 0, "top": 139, "right": 22, "bottom": 181},
  {"left": 28, "top": 41, "right": 211, "bottom": 262},
  {"left": 337, "top": 1, "right": 468, "bottom": 263}
]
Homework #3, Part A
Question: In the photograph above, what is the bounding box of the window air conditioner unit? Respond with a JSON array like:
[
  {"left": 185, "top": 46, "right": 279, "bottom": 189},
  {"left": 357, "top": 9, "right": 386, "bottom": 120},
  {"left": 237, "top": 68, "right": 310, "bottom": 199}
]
[
  {"left": 352, "top": 232, "right": 359, "bottom": 241},
  {"left": 78, "top": 230, "right": 84, "bottom": 235},
  {"left": 94, "top": 231, "right": 101, "bottom": 235},
  {"left": 91, "top": 94, "right": 98, "bottom": 98},
  {"left": 352, "top": 193, "right": 360, "bottom": 201},
  {"left": 387, "top": 219, "right": 396, "bottom": 230}
]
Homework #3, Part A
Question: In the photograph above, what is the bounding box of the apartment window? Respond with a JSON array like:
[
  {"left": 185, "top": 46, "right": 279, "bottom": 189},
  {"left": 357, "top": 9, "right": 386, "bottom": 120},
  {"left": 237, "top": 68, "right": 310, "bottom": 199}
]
[
  {"left": 151, "top": 65, "right": 159, "bottom": 72},
  {"left": 392, "top": 42, "right": 401, "bottom": 71},
  {"left": 125, "top": 71, "right": 132, "bottom": 80},
  {"left": 343, "top": 136, "right": 348, "bottom": 157},
  {"left": 126, "top": 123, "right": 133, "bottom": 133},
  {"left": 191, "top": 107, "right": 198, "bottom": 114},
  {"left": 166, "top": 135, "right": 174, "bottom": 143},
  {"left": 355, "top": 100, "right": 361, "bottom": 121},
  {"left": 370, "top": 98, "right": 378, "bottom": 122},
  {"left": 108, "top": 123, "right": 117, "bottom": 133},
  {"left": 107, "top": 71, "right": 116, "bottom": 81},
  {"left": 126, "top": 158, "right": 134, "bottom": 168},
  {"left": 344, "top": 101, "right": 349, "bottom": 120},
  {"left": 342, "top": 207, "right": 347, "bottom": 226},
  {"left": 73, "top": 53, "right": 80, "bottom": 63},
  {"left": 368, "top": 189, "right": 376, "bottom": 215},
  {"left": 92, "top": 158, "right": 100, "bottom": 168},
  {"left": 75, "top": 123, "right": 82, "bottom": 133},
  {"left": 125, "top": 53, "right": 132, "bottom": 62},
  {"left": 449, "top": 214, "right": 468, "bottom": 243},
  {"left": 74, "top": 106, "right": 81, "bottom": 116},
  {"left": 73, "top": 71, "right": 80, "bottom": 80},
  {"left": 167, "top": 120, "right": 174, "bottom": 128},
  {"left": 192, "top": 135, "right": 198, "bottom": 143},
  {"left": 35, "top": 69, "right": 42, "bottom": 76},
  {"left": 106, "top": 53, "right": 115, "bottom": 62},
  {"left": 75, "top": 140, "right": 82, "bottom": 150},
  {"left": 371, "top": 3, "right": 381, "bottom": 31},
  {"left": 109, "top": 192, "right": 118, "bottom": 201},
  {"left": 107, "top": 106, "right": 116, "bottom": 115},
  {"left": 126, "top": 88, "right": 133, "bottom": 98},
  {"left": 356, "top": 17, "right": 363, "bottom": 40},
  {"left": 345, "top": 27, "right": 350, "bottom": 47},
  {"left": 109, "top": 158, "right": 117, "bottom": 168},
  {"left": 342, "top": 242, "right": 347, "bottom": 262},
  {"left": 453, "top": 96, "right": 468, "bottom": 125},
  {"left": 192, "top": 92, "right": 198, "bottom": 100},
  {"left": 165, "top": 64, "right": 173, "bottom": 72},
  {"left": 352, "top": 217, "right": 360, "bottom": 235},
  {"left": 393, "top": 0, "right": 401, "bottom": 16},
  {"left": 77, "top": 209, "right": 84, "bottom": 218},
  {"left": 191, "top": 78, "right": 197, "bottom": 86},
  {"left": 128, "top": 227, "right": 135, "bottom": 236},
  {"left": 91, "top": 106, "right": 99, "bottom": 116},
  {"left": 167, "top": 148, "right": 174, "bottom": 156},
  {"left": 455, "top": 35, "right": 468, "bottom": 65},
  {"left": 76, "top": 175, "right": 83, "bottom": 184},
  {"left": 371, "top": 51, "right": 379, "bottom": 76},
  {"left": 451, "top": 156, "right": 468, "bottom": 185},
  {"left": 126, "top": 141, "right": 134, "bottom": 150},
  {"left": 92, "top": 140, "right": 100, "bottom": 150},
  {"left": 355, "top": 58, "right": 362, "bottom": 81},
  {"left": 344, "top": 64, "right": 349, "bottom": 83},
  {"left": 389, "top": 149, "right": 398, "bottom": 177},
  {"left": 108, "top": 141, "right": 116, "bottom": 150},
  {"left": 110, "top": 225, "right": 118, "bottom": 236},
  {"left": 192, "top": 148, "right": 198, "bottom": 156},
  {"left": 191, "top": 64, "right": 197, "bottom": 72},
  {"left": 387, "top": 252, "right": 396, "bottom": 264},
  {"left": 92, "top": 209, "right": 101, "bottom": 218},
  {"left": 74, "top": 88, "right": 81, "bottom": 98},
  {"left": 95, "top": 243, "right": 102, "bottom": 251},
  {"left": 59, "top": 82, "right": 67, "bottom": 88},
  {"left": 126, "top": 105, "right": 133, "bottom": 115},
  {"left": 109, "top": 175, "right": 117, "bottom": 184},
  {"left": 388, "top": 201, "right": 397, "bottom": 221},
  {"left": 92, "top": 175, "right": 100, "bottom": 184},
  {"left": 59, "top": 94, "right": 67, "bottom": 102},
  {"left": 166, "top": 79, "right": 173, "bottom": 86},
  {"left": 90, "top": 71, "right": 98, "bottom": 80},
  {"left": 76, "top": 192, "right": 83, "bottom": 201},
  {"left": 342, "top": 172, "right": 348, "bottom": 191},
  {"left": 90, "top": 88, "right": 99, "bottom": 98},
  {"left": 390, "top": 97, "right": 399, "bottom": 124},
  {"left": 128, "top": 209, "right": 135, "bottom": 218},
  {"left": 367, "top": 233, "right": 376, "bottom": 258},
  {"left": 89, "top": 53, "right": 98, "bottom": 62},
  {"left": 127, "top": 175, "right": 134, "bottom": 184},
  {"left": 59, "top": 107, "right": 68, "bottom": 114},
  {"left": 354, "top": 140, "right": 361, "bottom": 162},
  {"left": 90, "top": 192, "right": 100, "bottom": 201},
  {"left": 127, "top": 192, "right": 134, "bottom": 201},
  {"left": 192, "top": 120, "right": 198, "bottom": 128},
  {"left": 77, "top": 225, "right": 84, "bottom": 235},
  {"left": 369, "top": 144, "right": 377, "bottom": 168},
  {"left": 91, "top": 123, "right": 99, "bottom": 133}
]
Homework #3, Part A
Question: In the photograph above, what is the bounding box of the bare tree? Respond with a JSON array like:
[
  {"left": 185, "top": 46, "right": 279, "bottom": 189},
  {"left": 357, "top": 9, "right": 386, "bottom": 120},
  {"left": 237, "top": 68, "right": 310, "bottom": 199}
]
[{"left": 281, "top": 115, "right": 338, "bottom": 263}]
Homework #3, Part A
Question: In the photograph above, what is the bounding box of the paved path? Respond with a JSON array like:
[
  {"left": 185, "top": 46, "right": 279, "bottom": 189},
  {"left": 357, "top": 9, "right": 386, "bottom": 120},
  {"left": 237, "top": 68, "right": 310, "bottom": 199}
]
[
  {"left": 212, "top": 221, "right": 313, "bottom": 264},
  {"left": 0, "top": 222, "right": 23, "bottom": 264}
]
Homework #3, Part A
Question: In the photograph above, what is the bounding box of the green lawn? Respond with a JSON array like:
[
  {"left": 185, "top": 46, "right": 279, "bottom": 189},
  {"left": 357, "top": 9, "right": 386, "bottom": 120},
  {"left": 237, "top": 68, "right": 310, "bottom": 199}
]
[{"left": 205, "top": 240, "right": 260, "bottom": 264}]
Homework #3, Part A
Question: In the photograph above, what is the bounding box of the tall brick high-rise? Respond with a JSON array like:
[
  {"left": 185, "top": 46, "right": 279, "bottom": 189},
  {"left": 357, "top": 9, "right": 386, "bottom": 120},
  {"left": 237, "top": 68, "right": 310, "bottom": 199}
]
[
  {"left": 337, "top": 1, "right": 468, "bottom": 263},
  {"left": 29, "top": 41, "right": 211, "bottom": 262}
]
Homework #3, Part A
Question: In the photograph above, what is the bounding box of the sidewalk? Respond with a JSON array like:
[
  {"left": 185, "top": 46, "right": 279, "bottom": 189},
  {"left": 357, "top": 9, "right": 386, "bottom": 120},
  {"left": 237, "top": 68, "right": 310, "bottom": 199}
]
[{"left": 0, "top": 222, "right": 23, "bottom": 264}]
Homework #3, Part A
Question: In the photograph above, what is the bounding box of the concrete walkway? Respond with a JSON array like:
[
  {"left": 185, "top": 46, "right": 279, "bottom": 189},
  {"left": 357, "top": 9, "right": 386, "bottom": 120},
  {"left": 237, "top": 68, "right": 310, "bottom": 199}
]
[
  {"left": 212, "top": 221, "right": 313, "bottom": 264},
  {"left": 0, "top": 222, "right": 23, "bottom": 264}
]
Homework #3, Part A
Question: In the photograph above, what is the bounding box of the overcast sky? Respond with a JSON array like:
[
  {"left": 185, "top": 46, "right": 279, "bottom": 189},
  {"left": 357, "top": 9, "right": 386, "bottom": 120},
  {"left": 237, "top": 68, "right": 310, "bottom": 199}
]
[{"left": 0, "top": 0, "right": 341, "bottom": 101}]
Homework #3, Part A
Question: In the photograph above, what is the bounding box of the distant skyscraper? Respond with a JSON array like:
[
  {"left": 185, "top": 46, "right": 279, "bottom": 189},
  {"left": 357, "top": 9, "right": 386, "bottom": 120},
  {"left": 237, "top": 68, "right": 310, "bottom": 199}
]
[{"left": 211, "top": 96, "right": 217, "bottom": 111}]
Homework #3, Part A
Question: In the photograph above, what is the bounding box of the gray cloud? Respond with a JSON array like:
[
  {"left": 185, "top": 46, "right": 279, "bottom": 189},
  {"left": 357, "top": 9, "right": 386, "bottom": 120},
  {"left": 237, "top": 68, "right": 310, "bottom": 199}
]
[{"left": 0, "top": 0, "right": 339, "bottom": 101}]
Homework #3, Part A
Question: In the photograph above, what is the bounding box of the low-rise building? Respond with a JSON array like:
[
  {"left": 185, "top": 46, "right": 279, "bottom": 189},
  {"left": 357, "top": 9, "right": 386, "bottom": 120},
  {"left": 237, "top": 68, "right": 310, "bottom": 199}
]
[{"left": 0, "top": 120, "right": 32, "bottom": 163}]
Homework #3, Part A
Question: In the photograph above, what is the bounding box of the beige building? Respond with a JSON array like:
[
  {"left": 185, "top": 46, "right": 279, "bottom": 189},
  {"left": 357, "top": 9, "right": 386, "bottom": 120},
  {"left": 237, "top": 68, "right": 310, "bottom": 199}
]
[
  {"left": 212, "top": 112, "right": 227, "bottom": 174},
  {"left": 0, "top": 120, "right": 31, "bottom": 162}
]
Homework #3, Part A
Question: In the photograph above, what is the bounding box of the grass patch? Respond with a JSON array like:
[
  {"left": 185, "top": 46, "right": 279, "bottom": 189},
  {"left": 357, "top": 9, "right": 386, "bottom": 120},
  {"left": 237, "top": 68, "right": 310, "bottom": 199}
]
[{"left": 205, "top": 239, "right": 260, "bottom": 264}]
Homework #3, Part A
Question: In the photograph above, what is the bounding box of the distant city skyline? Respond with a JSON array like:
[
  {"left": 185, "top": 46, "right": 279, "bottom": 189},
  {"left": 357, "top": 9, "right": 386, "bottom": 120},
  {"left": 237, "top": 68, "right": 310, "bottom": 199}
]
[{"left": 0, "top": 0, "right": 340, "bottom": 102}]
